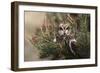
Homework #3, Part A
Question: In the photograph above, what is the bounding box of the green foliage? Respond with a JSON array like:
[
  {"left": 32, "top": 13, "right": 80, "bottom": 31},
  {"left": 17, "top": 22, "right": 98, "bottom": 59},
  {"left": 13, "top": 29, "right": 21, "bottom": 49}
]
[{"left": 76, "top": 14, "right": 90, "bottom": 58}]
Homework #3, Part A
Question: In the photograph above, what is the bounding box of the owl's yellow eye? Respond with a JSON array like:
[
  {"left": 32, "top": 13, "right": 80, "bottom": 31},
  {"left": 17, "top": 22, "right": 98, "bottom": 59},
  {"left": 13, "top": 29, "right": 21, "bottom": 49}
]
[
  {"left": 59, "top": 27, "right": 63, "bottom": 30},
  {"left": 66, "top": 27, "right": 70, "bottom": 30}
]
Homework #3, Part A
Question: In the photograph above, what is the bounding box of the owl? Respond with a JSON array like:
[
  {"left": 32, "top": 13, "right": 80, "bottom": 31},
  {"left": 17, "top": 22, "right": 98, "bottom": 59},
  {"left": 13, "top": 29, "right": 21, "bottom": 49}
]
[
  {"left": 53, "top": 23, "right": 78, "bottom": 56},
  {"left": 53, "top": 23, "right": 71, "bottom": 42}
]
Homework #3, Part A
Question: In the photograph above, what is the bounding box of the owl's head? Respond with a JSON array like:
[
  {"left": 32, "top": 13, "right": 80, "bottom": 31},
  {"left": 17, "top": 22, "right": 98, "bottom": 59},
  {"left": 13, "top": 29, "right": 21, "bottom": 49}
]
[{"left": 58, "top": 23, "right": 70, "bottom": 36}]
